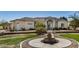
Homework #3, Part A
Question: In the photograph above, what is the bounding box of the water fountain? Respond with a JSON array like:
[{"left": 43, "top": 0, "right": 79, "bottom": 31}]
[
  {"left": 41, "top": 30, "right": 58, "bottom": 44},
  {"left": 20, "top": 30, "right": 78, "bottom": 48}
]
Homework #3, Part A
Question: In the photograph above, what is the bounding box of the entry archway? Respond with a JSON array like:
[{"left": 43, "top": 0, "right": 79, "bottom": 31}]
[{"left": 47, "top": 20, "right": 53, "bottom": 30}]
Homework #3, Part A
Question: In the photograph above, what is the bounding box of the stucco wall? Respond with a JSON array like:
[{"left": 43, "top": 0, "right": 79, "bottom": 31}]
[
  {"left": 10, "top": 18, "right": 68, "bottom": 30},
  {"left": 45, "top": 19, "right": 57, "bottom": 29},
  {"left": 58, "top": 20, "right": 68, "bottom": 28},
  {"left": 52, "top": 20, "right": 56, "bottom": 28},
  {"left": 11, "top": 20, "right": 34, "bottom": 30}
]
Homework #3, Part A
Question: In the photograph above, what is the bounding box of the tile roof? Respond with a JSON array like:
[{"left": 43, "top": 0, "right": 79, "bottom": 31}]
[{"left": 10, "top": 16, "right": 67, "bottom": 22}]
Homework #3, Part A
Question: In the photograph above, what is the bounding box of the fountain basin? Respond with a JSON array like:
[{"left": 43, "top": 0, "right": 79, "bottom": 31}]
[
  {"left": 20, "top": 37, "right": 78, "bottom": 48},
  {"left": 28, "top": 38, "right": 72, "bottom": 48}
]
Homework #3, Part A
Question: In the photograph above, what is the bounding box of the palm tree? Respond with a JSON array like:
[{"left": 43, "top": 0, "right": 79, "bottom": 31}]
[{"left": 69, "top": 12, "right": 79, "bottom": 30}]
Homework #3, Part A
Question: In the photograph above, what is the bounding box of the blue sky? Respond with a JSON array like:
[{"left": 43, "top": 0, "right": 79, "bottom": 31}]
[{"left": 0, "top": 11, "right": 75, "bottom": 22}]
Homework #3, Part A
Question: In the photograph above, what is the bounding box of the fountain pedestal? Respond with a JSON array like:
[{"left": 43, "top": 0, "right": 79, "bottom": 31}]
[{"left": 41, "top": 31, "right": 58, "bottom": 44}]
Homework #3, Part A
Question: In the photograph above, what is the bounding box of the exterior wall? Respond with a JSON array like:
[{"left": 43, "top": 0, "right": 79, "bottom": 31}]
[
  {"left": 45, "top": 20, "right": 48, "bottom": 29},
  {"left": 55, "top": 20, "right": 58, "bottom": 28},
  {"left": 52, "top": 20, "right": 56, "bottom": 28},
  {"left": 58, "top": 20, "right": 68, "bottom": 28},
  {"left": 11, "top": 20, "right": 34, "bottom": 30},
  {"left": 10, "top": 18, "right": 68, "bottom": 31},
  {"left": 45, "top": 19, "right": 57, "bottom": 29},
  {"left": 10, "top": 23, "right": 15, "bottom": 30},
  {"left": 45, "top": 20, "right": 68, "bottom": 29}
]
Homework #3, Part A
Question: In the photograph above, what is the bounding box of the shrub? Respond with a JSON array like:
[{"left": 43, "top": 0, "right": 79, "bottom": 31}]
[
  {"left": 21, "top": 27, "right": 26, "bottom": 31},
  {"left": 29, "top": 28, "right": 35, "bottom": 30},
  {"left": 10, "top": 30, "right": 15, "bottom": 32},
  {"left": 53, "top": 27, "right": 59, "bottom": 30},
  {"left": 36, "top": 27, "right": 46, "bottom": 35},
  {"left": 59, "top": 27, "right": 67, "bottom": 30}
]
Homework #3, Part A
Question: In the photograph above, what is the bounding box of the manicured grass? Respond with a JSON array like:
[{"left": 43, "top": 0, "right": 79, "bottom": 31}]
[
  {"left": 0, "top": 33, "right": 37, "bottom": 48},
  {"left": 61, "top": 33, "right": 79, "bottom": 42}
]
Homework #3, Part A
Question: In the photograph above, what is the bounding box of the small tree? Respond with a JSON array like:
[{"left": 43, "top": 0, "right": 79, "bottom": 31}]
[
  {"left": 35, "top": 20, "right": 46, "bottom": 35},
  {"left": 0, "top": 22, "right": 8, "bottom": 30}
]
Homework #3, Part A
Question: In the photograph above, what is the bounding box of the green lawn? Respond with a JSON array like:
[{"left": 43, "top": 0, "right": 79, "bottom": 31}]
[
  {"left": 61, "top": 33, "right": 79, "bottom": 42},
  {"left": 0, "top": 33, "right": 37, "bottom": 48}
]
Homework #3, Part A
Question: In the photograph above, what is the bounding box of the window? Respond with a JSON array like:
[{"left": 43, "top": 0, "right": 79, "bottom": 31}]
[{"left": 61, "top": 23, "right": 64, "bottom": 28}]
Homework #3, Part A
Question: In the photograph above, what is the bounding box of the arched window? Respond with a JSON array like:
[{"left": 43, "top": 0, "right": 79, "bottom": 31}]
[{"left": 61, "top": 23, "right": 64, "bottom": 28}]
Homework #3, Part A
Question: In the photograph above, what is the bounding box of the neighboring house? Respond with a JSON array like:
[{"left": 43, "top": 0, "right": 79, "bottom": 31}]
[{"left": 9, "top": 16, "right": 68, "bottom": 31}]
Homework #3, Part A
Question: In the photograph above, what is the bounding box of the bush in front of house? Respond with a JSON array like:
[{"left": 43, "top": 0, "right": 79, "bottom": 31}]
[
  {"left": 59, "top": 28, "right": 67, "bottom": 30},
  {"left": 53, "top": 27, "right": 67, "bottom": 30},
  {"left": 10, "top": 29, "right": 15, "bottom": 32},
  {"left": 35, "top": 20, "right": 46, "bottom": 35},
  {"left": 53, "top": 27, "right": 59, "bottom": 30},
  {"left": 29, "top": 28, "right": 35, "bottom": 30},
  {"left": 21, "top": 27, "right": 26, "bottom": 31}
]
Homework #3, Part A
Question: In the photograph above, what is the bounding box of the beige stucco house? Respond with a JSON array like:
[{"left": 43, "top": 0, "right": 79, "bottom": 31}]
[{"left": 9, "top": 16, "right": 68, "bottom": 31}]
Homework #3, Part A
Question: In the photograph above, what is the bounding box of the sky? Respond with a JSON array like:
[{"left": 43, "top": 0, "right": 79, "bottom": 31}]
[{"left": 0, "top": 11, "right": 75, "bottom": 22}]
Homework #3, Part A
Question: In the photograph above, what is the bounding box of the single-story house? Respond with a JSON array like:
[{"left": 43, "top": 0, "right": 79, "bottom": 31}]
[{"left": 8, "top": 16, "right": 68, "bottom": 30}]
